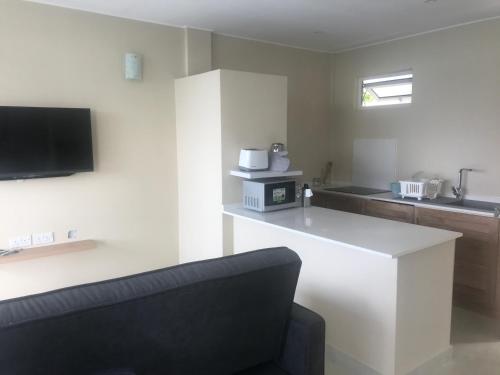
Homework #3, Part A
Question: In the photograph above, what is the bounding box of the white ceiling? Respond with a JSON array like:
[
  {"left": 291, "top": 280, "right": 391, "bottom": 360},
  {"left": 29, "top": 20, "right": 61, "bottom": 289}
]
[{"left": 29, "top": 0, "right": 500, "bottom": 52}]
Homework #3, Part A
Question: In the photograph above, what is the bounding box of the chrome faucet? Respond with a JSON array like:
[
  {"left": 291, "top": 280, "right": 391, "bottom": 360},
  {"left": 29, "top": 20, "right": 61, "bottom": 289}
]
[{"left": 452, "top": 168, "right": 473, "bottom": 200}]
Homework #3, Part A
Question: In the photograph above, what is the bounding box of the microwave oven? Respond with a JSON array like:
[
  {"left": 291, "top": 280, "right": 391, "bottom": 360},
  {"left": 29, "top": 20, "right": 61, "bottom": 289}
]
[{"left": 243, "top": 179, "right": 300, "bottom": 212}]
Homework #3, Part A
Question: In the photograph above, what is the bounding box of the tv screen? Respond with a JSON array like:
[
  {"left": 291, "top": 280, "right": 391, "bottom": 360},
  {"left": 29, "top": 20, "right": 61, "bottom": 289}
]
[{"left": 0, "top": 106, "right": 93, "bottom": 180}]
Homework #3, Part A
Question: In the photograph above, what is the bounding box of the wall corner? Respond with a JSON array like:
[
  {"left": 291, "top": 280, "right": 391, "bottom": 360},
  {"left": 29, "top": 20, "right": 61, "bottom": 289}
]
[{"left": 183, "top": 27, "right": 213, "bottom": 76}]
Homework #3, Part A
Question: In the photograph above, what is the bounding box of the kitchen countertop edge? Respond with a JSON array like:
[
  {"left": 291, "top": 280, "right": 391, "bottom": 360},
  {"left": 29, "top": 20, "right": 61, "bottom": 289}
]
[{"left": 223, "top": 204, "right": 462, "bottom": 259}]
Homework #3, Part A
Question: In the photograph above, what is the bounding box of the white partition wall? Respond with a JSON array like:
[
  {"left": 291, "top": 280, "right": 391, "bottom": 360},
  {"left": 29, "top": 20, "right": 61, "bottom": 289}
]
[
  {"left": 175, "top": 70, "right": 287, "bottom": 263},
  {"left": 175, "top": 71, "right": 223, "bottom": 263},
  {"left": 229, "top": 214, "right": 456, "bottom": 375}
]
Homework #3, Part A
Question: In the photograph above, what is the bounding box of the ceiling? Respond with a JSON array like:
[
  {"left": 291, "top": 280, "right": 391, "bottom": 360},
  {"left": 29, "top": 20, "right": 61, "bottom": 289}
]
[{"left": 29, "top": 0, "right": 500, "bottom": 52}]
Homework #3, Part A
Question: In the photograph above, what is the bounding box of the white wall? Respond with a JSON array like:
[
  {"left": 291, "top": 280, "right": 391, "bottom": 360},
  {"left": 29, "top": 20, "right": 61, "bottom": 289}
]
[
  {"left": 0, "top": 0, "right": 184, "bottom": 298},
  {"left": 175, "top": 71, "right": 223, "bottom": 263},
  {"left": 331, "top": 19, "right": 500, "bottom": 198},
  {"left": 213, "top": 34, "right": 331, "bottom": 181}
]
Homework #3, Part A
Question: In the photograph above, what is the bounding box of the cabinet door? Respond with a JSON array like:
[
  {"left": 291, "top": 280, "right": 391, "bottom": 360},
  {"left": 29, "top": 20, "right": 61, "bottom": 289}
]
[
  {"left": 363, "top": 200, "right": 415, "bottom": 223},
  {"left": 415, "top": 207, "right": 499, "bottom": 314},
  {"left": 311, "top": 192, "right": 328, "bottom": 208},
  {"left": 311, "top": 192, "right": 363, "bottom": 214},
  {"left": 325, "top": 194, "right": 364, "bottom": 214}
]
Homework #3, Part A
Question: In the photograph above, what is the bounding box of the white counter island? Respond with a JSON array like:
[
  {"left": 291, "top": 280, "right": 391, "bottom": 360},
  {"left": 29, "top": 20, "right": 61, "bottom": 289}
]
[{"left": 223, "top": 204, "right": 462, "bottom": 375}]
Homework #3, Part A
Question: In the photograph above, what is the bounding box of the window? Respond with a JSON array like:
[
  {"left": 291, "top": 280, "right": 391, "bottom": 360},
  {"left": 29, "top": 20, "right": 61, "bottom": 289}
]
[{"left": 361, "top": 71, "right": 413, "bottom": 107}]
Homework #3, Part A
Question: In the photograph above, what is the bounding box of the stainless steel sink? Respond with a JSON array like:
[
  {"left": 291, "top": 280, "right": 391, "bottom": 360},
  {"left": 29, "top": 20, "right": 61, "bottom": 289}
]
[
  {"left": 392, "top": 196, "right": 500, "bottom": 216},
  {"left": 444, "top": 199, "right": 500, "bottom": 213}
]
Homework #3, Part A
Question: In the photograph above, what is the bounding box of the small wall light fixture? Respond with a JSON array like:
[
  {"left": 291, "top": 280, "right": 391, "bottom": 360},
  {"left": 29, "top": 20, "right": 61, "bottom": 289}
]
[{"left": 124, "top": 53, "right": 142, "bottom": 81}]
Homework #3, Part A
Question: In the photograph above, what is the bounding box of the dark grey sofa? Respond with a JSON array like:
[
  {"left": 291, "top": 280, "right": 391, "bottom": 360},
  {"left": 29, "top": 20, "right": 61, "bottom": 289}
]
[{"left": 0, "top": 247, "right": 325, "bottom": 375}]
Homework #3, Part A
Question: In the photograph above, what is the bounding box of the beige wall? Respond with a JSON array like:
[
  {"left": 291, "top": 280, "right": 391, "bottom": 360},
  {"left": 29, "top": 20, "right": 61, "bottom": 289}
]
[
  {"left": 184, "top": 28, "right": 212, "bottom": 75},
  {"left": 5, "top": 0, "right": 498, "bottom": 299},
  {"left": 331, "top": 19, "right": 500, "bottom": 198},
  {"left": 213, "top": 34, "right": 331, "bottom": 181},
  {"left": 220, "top": 70, "right": 288, "bottom": 205},
  {"left": 0, "top": 0, "right": 184, "bottom": 298},
  {"left": 0, "top": 1, "right": 328, "bottom": 298}
]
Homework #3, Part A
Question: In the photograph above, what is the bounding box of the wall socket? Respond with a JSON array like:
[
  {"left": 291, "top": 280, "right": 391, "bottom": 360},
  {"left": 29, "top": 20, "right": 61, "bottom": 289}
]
[
  {"left": 32, "top": 232, "right": 55, "bottom": 246},
  {"left": 8, "top": 235, "right": 32, "bottom": 250},
  {"left": 67, "top": 229, "right": 78, "bottom": 239}
]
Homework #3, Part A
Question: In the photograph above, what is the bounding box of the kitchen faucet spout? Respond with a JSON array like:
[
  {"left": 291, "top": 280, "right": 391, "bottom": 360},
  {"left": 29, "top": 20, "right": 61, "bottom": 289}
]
[{"left": 452, "top": 168, "right": 473, "bottom": 200}]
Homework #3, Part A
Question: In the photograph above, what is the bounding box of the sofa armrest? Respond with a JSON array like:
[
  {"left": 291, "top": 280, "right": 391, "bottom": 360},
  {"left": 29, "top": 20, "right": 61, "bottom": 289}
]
[{"left": 277, "top": 303, "right": 325, "bottom": 375}]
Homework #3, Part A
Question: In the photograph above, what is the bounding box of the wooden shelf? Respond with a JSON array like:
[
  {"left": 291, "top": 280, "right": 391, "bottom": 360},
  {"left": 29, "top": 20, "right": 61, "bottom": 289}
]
[
  {"left": 230, "top": 169, "right": 303, "bottom": 179},
  {"left": 0, "top": 240, "right": 97, "bottom": 264}
]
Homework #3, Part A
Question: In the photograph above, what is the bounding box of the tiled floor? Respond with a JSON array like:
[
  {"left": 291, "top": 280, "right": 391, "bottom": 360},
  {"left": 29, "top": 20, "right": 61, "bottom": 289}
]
[
  {"left": 431, "top": 307, "right": 500, "bottom": 375},
  {"left": 328, "top": 307, "right": 500, "bottom": 374}
]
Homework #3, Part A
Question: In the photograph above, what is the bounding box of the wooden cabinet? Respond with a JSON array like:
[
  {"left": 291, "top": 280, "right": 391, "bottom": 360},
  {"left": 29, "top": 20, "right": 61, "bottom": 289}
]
[
  {"left": 415, "top": 207, "right": 500, "bottom": 315},
  {"left": 311, "top": 192, "right": 363, "bottom": 214},
  {"left": 313, "top": 191, "right": 500, "bottom": 317},
  {"left": 310, "top": 192, "right": 329, "bottom": 209},
  {"left": 362, "top": 200, "right": 415, "bottom": 223},
  {"left": 312, "top": 192, "right": 413, "bottom": 220}
]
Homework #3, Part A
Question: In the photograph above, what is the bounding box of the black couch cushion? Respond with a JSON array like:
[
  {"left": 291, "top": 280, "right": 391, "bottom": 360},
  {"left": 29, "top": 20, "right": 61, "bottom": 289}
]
[
  {"left": 92, "top": 370, "right": 136, "bottom": 375},
  {"left": 0, "top": 247, "right": 301, "bottom": 375}
]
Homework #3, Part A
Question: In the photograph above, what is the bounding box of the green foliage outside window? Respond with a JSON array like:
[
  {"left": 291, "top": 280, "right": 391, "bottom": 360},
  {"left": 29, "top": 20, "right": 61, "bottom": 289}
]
[{"left": 362, "top": 89, "right": 375, "bottom": 104}]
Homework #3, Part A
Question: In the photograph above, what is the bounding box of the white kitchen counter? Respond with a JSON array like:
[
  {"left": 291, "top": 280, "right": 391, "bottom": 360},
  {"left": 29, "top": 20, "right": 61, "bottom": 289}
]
[
  {"left": 225, "top": 203, "right": 460, "bottom": 375},
  {"left": 223, "top": 203, "right": 461, "bottom": 259}
]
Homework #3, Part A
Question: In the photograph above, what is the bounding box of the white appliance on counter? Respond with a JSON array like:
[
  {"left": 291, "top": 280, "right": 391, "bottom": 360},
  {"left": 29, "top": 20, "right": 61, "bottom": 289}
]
[
  {"left": 243, "top": 179, "right": 300, "bottom": 212},
  {"left": 269, "top": 143, "right": 291, "bottom": 172},
  {"left": 239, "top": 149, "right": 269, "bottom": 171}
]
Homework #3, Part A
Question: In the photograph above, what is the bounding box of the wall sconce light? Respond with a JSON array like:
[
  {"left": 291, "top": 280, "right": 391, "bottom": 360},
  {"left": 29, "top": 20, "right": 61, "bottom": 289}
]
[{"left": 124, "top": 53, "right": 142, "bottom": 81}]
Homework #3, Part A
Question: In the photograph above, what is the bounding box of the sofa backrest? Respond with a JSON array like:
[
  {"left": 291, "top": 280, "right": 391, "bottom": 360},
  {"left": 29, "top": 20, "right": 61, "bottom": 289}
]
[{"left": 0, "top": 247, "right": 301, "bottom": 375}]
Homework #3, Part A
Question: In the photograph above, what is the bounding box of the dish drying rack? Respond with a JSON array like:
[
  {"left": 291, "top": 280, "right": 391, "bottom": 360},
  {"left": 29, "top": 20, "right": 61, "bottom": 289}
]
[{"left": 399, "top": 179, "right": 443, "bottom": 200}]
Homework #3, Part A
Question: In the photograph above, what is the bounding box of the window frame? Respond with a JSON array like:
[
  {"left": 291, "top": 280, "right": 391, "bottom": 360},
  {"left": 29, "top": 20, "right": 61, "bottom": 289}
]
[{"left": 357, "top": 70, "right": 414, "bottom": 110}]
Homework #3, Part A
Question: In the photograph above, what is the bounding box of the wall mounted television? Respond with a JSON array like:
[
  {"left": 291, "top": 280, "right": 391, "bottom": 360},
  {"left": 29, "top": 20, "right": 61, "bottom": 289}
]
[{"left": 0, "top": 106, "right": 94, "bottom": 180}]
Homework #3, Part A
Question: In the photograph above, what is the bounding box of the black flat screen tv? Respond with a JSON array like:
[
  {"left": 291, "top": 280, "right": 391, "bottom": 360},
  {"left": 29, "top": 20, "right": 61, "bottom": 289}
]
[{"left": 0, "top": 106, "right": 94, "bottom": 180}]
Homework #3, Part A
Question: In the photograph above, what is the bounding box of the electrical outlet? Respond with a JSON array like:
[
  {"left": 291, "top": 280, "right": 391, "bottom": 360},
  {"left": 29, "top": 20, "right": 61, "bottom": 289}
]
[
  {"left": 32, "top": 232, "right": 54, "bottom": 246},
  {"left": 8, "top": 235, "right": 32, "bottom": 250}
]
